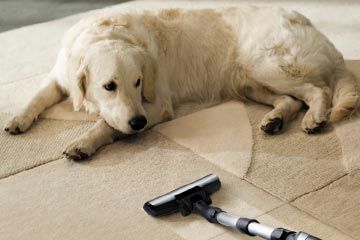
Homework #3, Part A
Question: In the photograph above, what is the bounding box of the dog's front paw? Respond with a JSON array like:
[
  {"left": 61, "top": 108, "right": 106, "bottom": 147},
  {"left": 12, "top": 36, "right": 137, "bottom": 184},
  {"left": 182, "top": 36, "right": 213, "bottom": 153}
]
[
  {"left": 63, "top": 140, "right": 95, "bottom": 161},
  {"left": 4, "top": 115, "right": 34, "bottom": 135}
]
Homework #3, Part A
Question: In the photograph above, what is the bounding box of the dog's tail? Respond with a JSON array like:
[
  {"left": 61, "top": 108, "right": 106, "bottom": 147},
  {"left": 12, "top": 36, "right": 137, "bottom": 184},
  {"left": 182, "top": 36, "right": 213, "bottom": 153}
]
[{"left": 329, "top": 67, "right": 360, "bottom": 122}]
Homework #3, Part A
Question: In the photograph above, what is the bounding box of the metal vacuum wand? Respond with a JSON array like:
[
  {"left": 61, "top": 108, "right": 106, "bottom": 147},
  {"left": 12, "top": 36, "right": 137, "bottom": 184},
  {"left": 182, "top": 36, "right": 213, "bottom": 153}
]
[
  {"left": 144, "top": 174, "right": 321, "bottom": 240},
  {"left": 215, "top": 211, "right": 319, "bottom": 240}
]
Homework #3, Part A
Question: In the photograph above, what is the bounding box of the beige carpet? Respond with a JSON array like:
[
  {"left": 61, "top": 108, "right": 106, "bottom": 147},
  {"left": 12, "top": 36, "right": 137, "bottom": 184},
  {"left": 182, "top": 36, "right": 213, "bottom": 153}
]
[{"left": 0, "top": 1, "right": 359, "bottom": 239}]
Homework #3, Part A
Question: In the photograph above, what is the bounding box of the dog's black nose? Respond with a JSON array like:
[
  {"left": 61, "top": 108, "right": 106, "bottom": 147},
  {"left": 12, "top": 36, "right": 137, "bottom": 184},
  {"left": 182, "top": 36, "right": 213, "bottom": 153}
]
[{"left": 129, "top": 115, "right": 147, "bottom": 131}]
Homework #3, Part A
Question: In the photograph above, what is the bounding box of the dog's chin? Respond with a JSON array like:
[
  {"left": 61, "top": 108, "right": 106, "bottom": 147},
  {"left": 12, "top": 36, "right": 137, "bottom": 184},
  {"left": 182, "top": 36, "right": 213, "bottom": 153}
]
[
  {"left": 126, "top": 128, "right": 145, "bottom": 135},
  {"left": 104, "top": 120, "right": 131, "bottom": 135},
  {"left": 113, "top": 126, "right": 144, "bottom": 135},
  {"left": 104, "top": 119, "right": 146, "bottom": 135},
  {"left": 113, "top": 127, "right": 132, "bottom": 135}
]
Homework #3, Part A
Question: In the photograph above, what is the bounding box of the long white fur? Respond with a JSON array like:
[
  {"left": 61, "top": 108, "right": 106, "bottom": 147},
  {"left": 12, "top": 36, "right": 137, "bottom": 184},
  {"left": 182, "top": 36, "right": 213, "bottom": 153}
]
[{"left": 4, "top": 6, "right": 359, "bottom": 159}]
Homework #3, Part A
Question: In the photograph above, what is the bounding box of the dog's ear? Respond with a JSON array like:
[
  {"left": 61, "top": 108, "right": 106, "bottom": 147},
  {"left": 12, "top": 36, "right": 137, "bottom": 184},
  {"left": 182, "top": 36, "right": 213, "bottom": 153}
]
[
  {"left": 72, "top": 62, "right": 87, "bottom": 111},
  {"left": 141, "top": 52, "right": 157, "bottom": 103}
]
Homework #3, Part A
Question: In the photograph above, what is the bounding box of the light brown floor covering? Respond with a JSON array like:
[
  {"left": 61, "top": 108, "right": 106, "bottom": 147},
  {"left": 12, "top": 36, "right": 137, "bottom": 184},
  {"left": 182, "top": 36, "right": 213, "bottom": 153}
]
[
  {"left": 245, "top": 103, "right": 346, "bottom": 201},
  {"left": 0, "top": 113, "right": 94, "bottom": 178},
  {"left": 0, "top": 131, "right": 280, "bottom": 240},
  {"left": 0, "top": 1, "right": 359, "bottom": 239}
]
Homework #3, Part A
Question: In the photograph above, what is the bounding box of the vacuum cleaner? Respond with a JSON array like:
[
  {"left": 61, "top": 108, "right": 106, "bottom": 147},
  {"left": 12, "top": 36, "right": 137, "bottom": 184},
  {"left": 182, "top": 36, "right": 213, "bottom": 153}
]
[{"left": 144, "top": 174, "right": 321, "bottom": 240}]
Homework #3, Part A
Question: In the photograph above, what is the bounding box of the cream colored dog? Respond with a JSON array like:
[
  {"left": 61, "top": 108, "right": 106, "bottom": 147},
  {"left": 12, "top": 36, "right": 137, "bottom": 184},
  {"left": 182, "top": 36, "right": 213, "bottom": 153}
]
[{"left": 4, "top": 6, "right": 359, "bottom": 160}]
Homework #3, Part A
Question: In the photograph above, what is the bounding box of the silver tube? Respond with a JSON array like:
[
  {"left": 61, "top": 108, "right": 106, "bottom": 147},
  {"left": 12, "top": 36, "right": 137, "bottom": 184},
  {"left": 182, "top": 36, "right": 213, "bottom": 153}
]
[
  {"left": 216, "top": 212, "right": 238, "bottom": 228},
  {"left": 248, "top": 222, "right": 274, "bottom": 239}
]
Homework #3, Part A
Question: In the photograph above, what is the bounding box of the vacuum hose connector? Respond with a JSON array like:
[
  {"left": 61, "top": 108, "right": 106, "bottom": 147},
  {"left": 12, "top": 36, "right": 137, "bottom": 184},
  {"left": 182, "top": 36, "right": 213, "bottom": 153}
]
[
  {"left": 270, "top": 228, "right": 321, "bottom": 240},
  {"left": 293, "top": 232, "right": 321, "bottom": 240},
  {"left": 192, "top": 200, "right": 223, "bottom": 223}
]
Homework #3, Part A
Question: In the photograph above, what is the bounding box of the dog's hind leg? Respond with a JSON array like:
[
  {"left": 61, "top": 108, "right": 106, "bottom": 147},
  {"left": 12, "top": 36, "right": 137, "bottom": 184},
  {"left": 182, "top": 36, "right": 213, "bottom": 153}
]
[
  {"left": 296, "top": 84, "right": 332, "bottom": 134},
  {"left": 4, "top": 74, "right": 64, "bottom": 134},
  {"left": 244, "top": 83, "right": 303, "bottom": 134},
  {"left": 266, "top": 81, "right": 332, "bottom": 134}
]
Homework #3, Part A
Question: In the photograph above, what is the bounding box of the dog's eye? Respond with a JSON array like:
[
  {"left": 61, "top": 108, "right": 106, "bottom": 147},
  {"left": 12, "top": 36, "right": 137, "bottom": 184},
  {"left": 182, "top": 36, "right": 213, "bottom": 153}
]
[
  {"left": 135, "top": 78, "right": 141, "bottom": 88},
  {"left": 104, "top": 81, "right": 117, "bottom": 91}
]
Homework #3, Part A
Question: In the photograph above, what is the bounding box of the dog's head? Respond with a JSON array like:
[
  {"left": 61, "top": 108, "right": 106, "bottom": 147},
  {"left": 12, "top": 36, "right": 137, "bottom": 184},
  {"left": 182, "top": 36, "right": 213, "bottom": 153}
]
[{"left": 72, "top": 40, "right": 156, "bottom": 134}]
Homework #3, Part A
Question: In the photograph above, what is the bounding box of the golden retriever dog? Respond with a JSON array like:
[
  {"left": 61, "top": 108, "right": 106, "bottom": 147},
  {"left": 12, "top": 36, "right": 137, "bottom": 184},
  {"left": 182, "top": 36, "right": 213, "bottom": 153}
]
[{"left": 4, "top": 6, "right": 359, "bottom": 160}]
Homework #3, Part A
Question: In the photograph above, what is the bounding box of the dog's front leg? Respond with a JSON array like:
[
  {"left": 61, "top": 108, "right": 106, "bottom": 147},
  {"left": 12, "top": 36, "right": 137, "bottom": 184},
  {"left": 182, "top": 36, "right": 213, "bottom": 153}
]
[
  {"left": 4, "top": 75, "right": 63, "bottom": 134},
  {"left": 64, "top": 100, "right": 172, "bottom": 161},
  {"left": 64, "top": 119, "right": 123, "bottom": 161}
]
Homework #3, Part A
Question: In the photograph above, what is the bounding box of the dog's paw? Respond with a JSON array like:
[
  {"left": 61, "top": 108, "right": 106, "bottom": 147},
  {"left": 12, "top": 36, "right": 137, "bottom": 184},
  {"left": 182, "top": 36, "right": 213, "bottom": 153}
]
[
  {"left": 260, "top": 117, "right": 283, "bottom": 135},
  {"left": 63, "top": 140, "right": 95, "bottom": 161},
  {"left": 63, "top": 148, "right": 89, "bottom": 161},
  {"left": 4, "top": 115, "right": 34, "bottom": 135},
  {"left": 302, "top": 110, "right": 328, "bottom": 134}
]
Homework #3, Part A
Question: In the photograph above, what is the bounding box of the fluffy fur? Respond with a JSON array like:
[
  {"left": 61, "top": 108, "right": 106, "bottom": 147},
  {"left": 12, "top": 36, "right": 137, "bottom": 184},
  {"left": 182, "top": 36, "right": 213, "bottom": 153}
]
[{"left": 4, "top": 6, "right": 359, "bottom": 160}]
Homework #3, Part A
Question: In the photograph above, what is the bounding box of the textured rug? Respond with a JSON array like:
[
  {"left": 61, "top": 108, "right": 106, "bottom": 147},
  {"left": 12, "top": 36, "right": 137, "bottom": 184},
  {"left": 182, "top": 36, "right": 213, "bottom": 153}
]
[{"left": 0, "top": 1, "right": 359, "bottom": 239}]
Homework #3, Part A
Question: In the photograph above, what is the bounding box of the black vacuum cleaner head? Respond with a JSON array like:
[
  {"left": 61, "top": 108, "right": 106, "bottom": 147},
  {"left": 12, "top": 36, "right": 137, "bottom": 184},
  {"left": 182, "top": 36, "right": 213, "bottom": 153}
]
[{"left": 144, "top": 174, "right": 221, "bottom": 217}]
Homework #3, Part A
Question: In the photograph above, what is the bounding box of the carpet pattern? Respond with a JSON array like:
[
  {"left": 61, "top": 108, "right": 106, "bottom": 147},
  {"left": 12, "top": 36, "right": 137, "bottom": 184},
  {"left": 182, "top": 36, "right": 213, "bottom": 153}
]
[{"left": 0, "top": 1, "right": 359, "bottom": 239}]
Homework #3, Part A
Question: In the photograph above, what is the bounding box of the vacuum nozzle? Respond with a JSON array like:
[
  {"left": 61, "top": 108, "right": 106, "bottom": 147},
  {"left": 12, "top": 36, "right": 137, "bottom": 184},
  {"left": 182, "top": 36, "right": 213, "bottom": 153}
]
[{"left": 143, "top": 174, "right": 221, "bottom": 217}]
